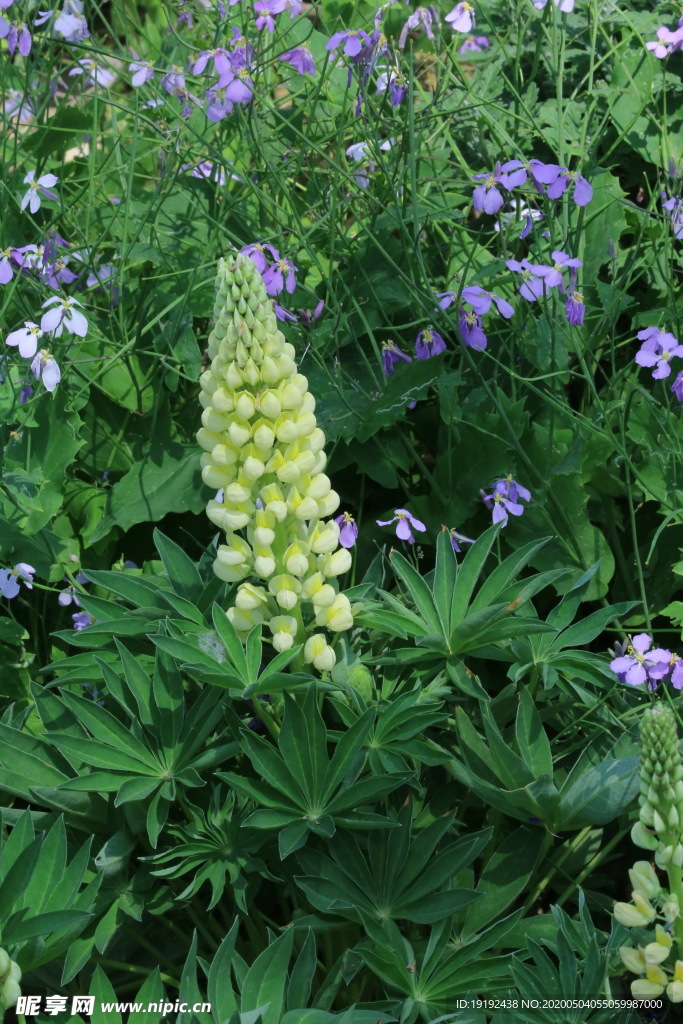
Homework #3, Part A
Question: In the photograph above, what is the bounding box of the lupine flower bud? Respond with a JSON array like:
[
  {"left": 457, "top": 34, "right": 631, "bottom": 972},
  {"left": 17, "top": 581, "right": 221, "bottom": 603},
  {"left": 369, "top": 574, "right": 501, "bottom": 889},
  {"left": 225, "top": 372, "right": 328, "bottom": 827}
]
[
  {"left": 614, "top": 891, "right": 657, "bottom": 927},
  {"left": 0, "top": 948, "right": 21, "bottom": 1011},
  {"left": 619, "top": 946, "right": 647, "bottom": 975},
  {"left": 199, "top": 254, "right": 354, "bottom": 670},
  {"left": 629, "top": 861, "right": 662, "bottom": 900},
  {"left": 348, "top": 664, "right": 374, "bottom": 701},
  {"left": 632, "top": 965, "right": 667, "bottom": 997}
]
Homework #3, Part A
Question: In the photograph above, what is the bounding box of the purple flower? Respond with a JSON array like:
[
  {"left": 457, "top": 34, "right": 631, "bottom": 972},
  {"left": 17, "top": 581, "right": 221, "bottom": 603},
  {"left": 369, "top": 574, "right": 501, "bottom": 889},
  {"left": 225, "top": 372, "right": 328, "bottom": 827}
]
[
  {"left": 415, "top": 328, "right": 446, "bottom": 359},
  {"left": 482, "top": 476, "right": 530, "bottom": 527},
  {"left": 5, "top": 88, "right": 34, "bottom": 122},
  {"left": 241, "top": 242, "right": 280, "bottom": 274},
  {"left": 73, "top": 611, "right": 94, "bottom": 630},
  {"left": 671, "top": 372, "right": 683, "bottom": 402},
  {"left": 458, "top": 308, "right": 487, "bottom": 350},
  {"left": 376, "top": 70, "right": 408, "bottom": 107},
  {"left": 31, "top": 350, "right": 61, "bottom": 391},
  {"left": 0, "top": 19, "right": 31, "bottom": 55},
  {"left": 161, "top": 65, "right": 186, "bottom": 93},
  {"left": 381, "top": 340, "right": 412, "bottom": 376},
  {"left": 376, "top": 508, "right": 427, "bottom": 544},
  {"left": 217, "top": 67, "right": 254, "bottom": 104},
  {"left": 435, "top": 290, "right": 456, "bottom": 310},
  {"left": 565, "top": 290, "right": 585, "bottom": 326},
  {"left": 20, "top": 385, "right": 33, "bottom": 404},
  {"left": 53, "top": 0, "right": 89, "bottom": 41},
  {"left": 130, "top": 59, "right": 155, "bottom": 86},
  {"left": 69, "top": 58, "right": 116, "bottom": 88},
  {"left": 472, "top": 166, "right": 507, "bottom": 214},
  {"left": 0, "top": 249, "right": 15, "bottom": 285},
  {"left": 0, "top": 562, "right": 35, "bottom": 599},
  {"left": 6, "top": 321, "right": 44, "bottom": 358},
  {"left": 546, "top": 169, "right": 593, "bottom": 206},
  {"left": 458, "top": 35, "right": 489, "bottom": 53},
  {"left": 398, "top": 5, "right": 439, "bottom": 48},
  {"left": 543, "top": 250, "right": 583, "bottom": 288},
  {"left": 204, "top": 85, "right": 233, "bottom": 123},
  {"left": 449, "top": 527, "right": 475, "bottom": 553},
  {"left": 326, "top": 29, "right": 371, "bottom": 57},
  {"left": 274, "top": 303, "right": 297, "bottom": 322},
  {"left": 20, "top": 171, "right": 59, "bottom": 214},
  {"left": 610, "top": 634, "right": 672, "bottom": 688},
  {"left": 191, "top": 47, "right": 231, "bottom": 76},
  {"left": 635, "top": 326, "right": 683, "bottom": 379},
  {"left": 506, "top": 258, "right": 559, "bottom": 301},
  {"left": 646, "top": 25, "right": 683, "bottom": 58},
  {"left": 461, "top": 285, "right": 514, "bottom": 318},
  {"left": 263, "top": 257, "right": 297, "bottom": 296},
  {"left": 334, "top": 512, "right": 359, "bottom": 548},
  {"left": 445, "top": 1, "right": 475, "bottom": 32},
  {"left": 533, "top": 0, "right": 574, "bottom": 10},
  {"left": 497, "top": 159, "right": 528, "bottom": 190},
  {"left": 662, "top": 192, "right": 683, "bottom": 240},
  {"left": 279, "top": 44, "right": 316, "bottom": 75}
]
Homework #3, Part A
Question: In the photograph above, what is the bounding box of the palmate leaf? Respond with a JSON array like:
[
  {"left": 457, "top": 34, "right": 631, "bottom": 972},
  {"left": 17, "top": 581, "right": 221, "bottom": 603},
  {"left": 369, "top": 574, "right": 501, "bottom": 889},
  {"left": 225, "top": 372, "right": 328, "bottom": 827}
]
[{"left": 219, "top": 690, "right": 411, "bottom": 856}]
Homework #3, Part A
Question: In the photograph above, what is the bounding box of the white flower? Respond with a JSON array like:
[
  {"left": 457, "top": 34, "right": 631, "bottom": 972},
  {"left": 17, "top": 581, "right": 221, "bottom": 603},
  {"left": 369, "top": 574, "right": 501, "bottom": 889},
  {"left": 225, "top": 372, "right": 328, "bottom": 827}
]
[
  {"left": 40, "top": 295, "right": 88, "bottom": 337},
  {"left": 20, "top": 170, "right": 59, "bottom": 214},
  {"left": 6, "top": 321, "right": 43, "bottom": 358},
  {"left": 31, "top": 350, "right": 61, "bottom": 391}
]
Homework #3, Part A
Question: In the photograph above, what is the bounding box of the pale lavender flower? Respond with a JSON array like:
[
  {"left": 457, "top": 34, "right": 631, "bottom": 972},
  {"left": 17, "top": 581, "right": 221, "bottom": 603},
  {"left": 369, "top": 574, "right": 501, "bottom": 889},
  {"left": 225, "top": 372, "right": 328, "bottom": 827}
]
[
  {"left": 192, "top": 47, "right": 231, "bottom": 75},
  {"left": 130, "top": 59, "right": 155, "bottom": 86},
  {"left": 381, "top": 339, "right": 412, "bottom": 375},
  {"left": 497, "top": 159, "right": 528, "bottom": 190},
  {"left": 31, "top": 349, "right": 61, "bottom": 391},
  {"left": 53, "top": 0, "right": 89, "bottom": 40},
  {"left": 334, "top": 512, "right": 359, "bottom": 548},
  {"left": 435, "top": 290, "right": 456, "bottom": 310},
  {"left": 610, "top": 633, "right": 672, "bottom": 688},
  {"left": 461, "top": 285, "right": 514, "bottom": 318},
  {"left": 241, "top": 242, "right": 280, "bottom": 274},
  {"left": 5, "top": 88, "right": 34, "bottom": 121},
  {"left": 472, "top": 166, "right": 507, "bottom": 214},
  {"left": 263, "top": 257, "right": 297, "bottom": 295},
  {"left": 449, "top": 527, "right": 475, "bottom": 553},
  {"left": 398, "top": 5, "right": 439, "bottom": 48},
  {"left": 6, "top": 321, "right": 44, "bottom": 358},
  {"left": 20, "top": 171, "right": 59, "bottom": 214},
  {"left": 482, "top": 476, "right": 530, "bottom": 527},
  {"left": 415, "top": 328, "right": 446, "bottom": 359},
  {"left": 69, "top": 58, "right": 116, "bottom": 87},
  {"left": 543, "top": 250, "right": 583, "bottom": 288},
  {"left": 506, "top": 258, "right": 559, "bottom": 301},
  {"left": 671, "top": 371, "right": 683, "bottom": 402},
  {"left": 546, "top": 168, "right": 593, "bottom": 206},
  {"left": 376, "top": 70, "right": 408, "bottom": 107},
  {"left": 376, "top": 508, "right": 426, "bottom": 543},
  {"left": 635, "top": 326, "right": 683, "bottom": 379},
  {"left": 565, "top": 290, "right": 585, "bottom": 326},
  {"left": 255, "top": 0, "right": 302, "bottom": 30},
  {"left": 458, "top": 34, "right": 489, "bottom": 53},
  {"left": 458, "top": 308, "right": 487, "bottom": 350},
  {"left": 205, "top": 85, "right": 233, "bottom": 122},
  {"left": 274, "top": 303, "right": 297, "bottom": 322},
  {"left": 183, "top": 161, "right": 228, "bottom": 185},
  {"left": 662, "top": 193, "right": 683, "bottom": 240},
  {"left": 217, "top": 67, "right": 254, "bottom": 103},
  {"left": 0, "top": 562, "right": 35, "bottom": 599},
  {"left": 19, "top": 384, "right": 33, "bottom": 403},
  {"left": 161, "top": 65, "right": 186, "bottom": 94},
  {"left": 532, "top": 0, "right": 574, "bottom": 10},
  {"left": 73, "top": 610, "right": 94, "bottom": 630},
  {"left": 326, "top": 29, "right": 371, "bottom": 57},
  {"left": 0, "top": 249, "right": 14, "bottom": 284},
  {"left": 445, "top": 1, "right": 475, "bottom": 32},
  {"left": 41, "top": 295, "right": 88, "bottom": 337},
  {"left": 0, "top": 19, "right": 31, "bottom": 55},
  {"left": 279, "top": 44, "right": 316, "bottom": 75}
]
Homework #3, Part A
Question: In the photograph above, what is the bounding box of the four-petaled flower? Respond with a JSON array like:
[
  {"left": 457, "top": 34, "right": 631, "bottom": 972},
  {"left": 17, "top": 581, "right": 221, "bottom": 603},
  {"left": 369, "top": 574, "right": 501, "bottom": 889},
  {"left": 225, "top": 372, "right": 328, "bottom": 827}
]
[
  {"left": 334, "top": 512, "right": 359, "bottom": 548},
  {"left": 130, "top": 59, "right": 155, "bottom": 86},
  {"left": 376, "top": 508, "right": 427, "bottom": 544},
  {"left": 279, "top": 44, "right": 316, "bottom": 75},
  {"left": 415, "top": 328, "right": 446, "bottom": 359},
  {"left": 506, "top": 258, "right": 558, "bottom": 301},
  {"left": 20, "top": 170, "right": 58, "bottom": 213},
  {"left": 326, "top": 29, "right": 371, "bottom": 57},
  {"left": 6, "top": 321, "right": 44, "bottom": 358},
  {"left": 445, "top": 1, "right": 475, "bottom": 32},
  {"left": 472, "top": 165, "right": 507, "bottom": 214},
  {"left": 40, "top": 295, "right": 88, "bottom": 337},
  {"left": 482, "top": 475, "right": 531, "bottom": 526},
  {"left": 635, "top": 326, "right": 683, "bottom": 379},
  {"left": 31, "top": 350, "right": 61, "bottom": 391},
  {"left": 381, "top": 339, "right": 412, "bottom": 376},
  {"left": 461, "top": 285, "right": 514, "bottom": 318},
  {"left": 458, "top": 308, "right": 487, "bottom": 350},
  {"left": 0, "top": 562, "right": 35, "bottom": 599},
  {"left": 263, "top": 257, "right": 297, "bottom": 296},
  {"left": 610, "top": 634, "right": 673, "bottom": 688}
]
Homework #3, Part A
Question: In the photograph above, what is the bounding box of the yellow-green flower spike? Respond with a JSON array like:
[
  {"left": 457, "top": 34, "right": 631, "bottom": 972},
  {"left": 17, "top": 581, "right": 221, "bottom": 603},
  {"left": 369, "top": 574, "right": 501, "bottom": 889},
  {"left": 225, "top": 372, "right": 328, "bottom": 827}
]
[{"left": 198, "top": 254, "right": 353, "bottom": 669}]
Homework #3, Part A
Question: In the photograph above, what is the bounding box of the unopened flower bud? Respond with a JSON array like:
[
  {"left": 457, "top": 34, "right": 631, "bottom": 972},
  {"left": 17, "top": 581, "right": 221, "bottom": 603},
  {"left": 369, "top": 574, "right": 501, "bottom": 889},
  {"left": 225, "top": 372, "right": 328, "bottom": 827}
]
[
  {"left": 619, "top": 946, "right": 646, "bottom": 975},
  {"left": 304, "top": 633, "right": 336, "bottom": 672},
  {"left": 629, "top": 861, "right": 661, "bottom": 900},
  {"left": 632, "top": 966, "right": 667, "bottom": 997}
]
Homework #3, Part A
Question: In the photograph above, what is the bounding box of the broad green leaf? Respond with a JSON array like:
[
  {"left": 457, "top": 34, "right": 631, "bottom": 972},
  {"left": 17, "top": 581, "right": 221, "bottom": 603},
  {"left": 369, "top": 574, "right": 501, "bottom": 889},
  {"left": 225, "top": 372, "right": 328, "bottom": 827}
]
[
  {"left": 462, "top": 827, "right": 545, "bottom": 937},
  {"left": 153, "top": 529, "right": 204, "bottom": 604},
  {"left": 515, "top": 690, "right": 552, "bottom": 779},
  {"left": 240, "top": 928, "right": 294, "bottom": 1024},
  {"left": 556, "top": 757, "right": 639, "bottom": 830}
]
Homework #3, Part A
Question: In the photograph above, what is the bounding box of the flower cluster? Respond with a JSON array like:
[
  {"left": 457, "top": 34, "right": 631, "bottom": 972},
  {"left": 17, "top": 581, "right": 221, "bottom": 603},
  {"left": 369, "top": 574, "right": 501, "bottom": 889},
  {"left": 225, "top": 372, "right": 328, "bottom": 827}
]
[
  {"left": 635, "top": 326, "right": 683, "bottom": 380},
  {"left": 472, "top": 159, "right": 592, "bottom": 214},
  {"left": 646, "top": 14, "right": 683, "bottom": 59},
  {"left": 615, "top": 705, "right": 683, "bottom": 1001},
  {"left": 481, "top": 476, "right": 531, "bottom": 526},
  {"left": 610, "top": 633, "right": 682, "bottom": 690},
  {"left": 198, "top": 253, "right": 353, "bottom": 672}
]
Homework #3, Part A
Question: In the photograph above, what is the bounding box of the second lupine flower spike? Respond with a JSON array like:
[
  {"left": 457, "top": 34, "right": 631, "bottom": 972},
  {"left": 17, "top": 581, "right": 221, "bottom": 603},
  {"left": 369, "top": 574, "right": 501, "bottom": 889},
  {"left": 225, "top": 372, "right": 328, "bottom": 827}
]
[{"left": 197, "top": 254, "right": 353, "bottom": 672}]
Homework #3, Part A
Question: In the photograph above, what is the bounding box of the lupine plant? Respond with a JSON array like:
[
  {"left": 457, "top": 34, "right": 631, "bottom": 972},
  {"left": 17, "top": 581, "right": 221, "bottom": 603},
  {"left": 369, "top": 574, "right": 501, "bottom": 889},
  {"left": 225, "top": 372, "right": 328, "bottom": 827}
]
[{"left": 2, "top": 0, "right": 683, "bottom": 1019}]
